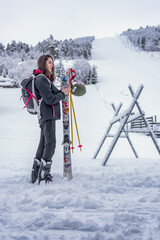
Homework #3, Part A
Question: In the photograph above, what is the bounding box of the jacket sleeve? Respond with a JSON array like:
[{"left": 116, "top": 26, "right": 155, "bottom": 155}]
[{"left": 36, "top": 76, "right": 65, "bottom": 105}]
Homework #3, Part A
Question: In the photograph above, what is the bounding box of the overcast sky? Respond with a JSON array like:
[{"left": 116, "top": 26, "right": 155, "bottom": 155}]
[{"left": 0, "top": 0, "right": 160, "bottom": 46}]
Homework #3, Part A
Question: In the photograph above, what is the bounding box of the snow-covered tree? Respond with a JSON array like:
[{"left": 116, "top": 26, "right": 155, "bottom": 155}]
[
  {"left": 55, "top": 60, "right": 65, "bottom": 78},
  {"left": 92, "top": 65, "right": 98, "bottom": 84},
  {"left": 0, "top": 34, "right": 97, "bottom": 87},
  {"left": 122, "top": 25, "right": 160, "bottom": 51},
  {"left": 141, "top": 37, "right": 146, "bottom": 49},
  {"left": 35, "top": 35, "right": 60, "bottom": 59},
  {"left": 72, "top": 59, "right": 97, "bottom": 85},
  {"left": 87, "top": 67, "right": 92, "bottom": 84},
  {"left": 0, "top": 43, "right": 5, "bottom": 56}
]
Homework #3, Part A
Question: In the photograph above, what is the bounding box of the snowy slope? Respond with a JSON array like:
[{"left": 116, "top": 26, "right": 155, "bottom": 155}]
[
  {"left": 1, "top": 37, "right": 160, "bottom": 240},
  {"left": 91, "top": 36, "right": 160, "bottom": 116}
]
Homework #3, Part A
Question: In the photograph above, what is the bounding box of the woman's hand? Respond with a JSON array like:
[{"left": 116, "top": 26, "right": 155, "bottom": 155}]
[{"left": 61, "top": 87, "right": 70, "bottom": 95}]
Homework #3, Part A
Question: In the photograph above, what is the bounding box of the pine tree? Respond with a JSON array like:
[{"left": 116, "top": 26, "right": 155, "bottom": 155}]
[
  {"left": 0, "top": 64, "right": 4, "bottom": 75},
  {"left": 92, "top": 65, "right": 98, "bottom": 84},
  {"left": 6, "top": 41, "right": 17, "bottom": 55},
  {"left": 141, "top": 37, "right": 146, "bottom": 49},
  {"left": 87, "top": 67, "right": 92, "bottom": 84},
  {"left": 55, "top": 60, "right": 65, "bottom": 78},
  {"left": 47, "top": 40, "right": 60, "bottom": 59},
  {"left": 2, "top": 68, "right": 8, "bottom": 78},
  {"left": 0, "top": 43, "right": 5, "bottom": 55}
]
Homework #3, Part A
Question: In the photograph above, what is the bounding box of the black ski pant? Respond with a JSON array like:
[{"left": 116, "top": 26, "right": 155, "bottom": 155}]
[{"left": 35, "top": 120, "right": 56, "bottom": 162}]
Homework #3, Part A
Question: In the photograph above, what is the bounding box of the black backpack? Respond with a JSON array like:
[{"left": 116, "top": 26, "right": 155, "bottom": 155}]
[{"left": 21, "top": 75, "right": 39, "bottom": 115}]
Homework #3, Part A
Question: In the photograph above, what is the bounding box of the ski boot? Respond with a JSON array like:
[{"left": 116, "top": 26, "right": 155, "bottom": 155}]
[
  {"left": 38, "top": 159, "right": 53, "bottom": 184},
  {"left": 31, "top": 158, "right": 41, "bottom": 184}
]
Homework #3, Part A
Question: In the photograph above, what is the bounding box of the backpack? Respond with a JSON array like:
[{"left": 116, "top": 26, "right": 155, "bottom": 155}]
[{"left": 21, "top": 75, "right": 39, "bottom": 115}]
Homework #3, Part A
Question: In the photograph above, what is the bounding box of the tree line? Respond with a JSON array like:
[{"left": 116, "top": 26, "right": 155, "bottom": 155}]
[
  {"left": 0, "top": 35, "right": 98, "bottom": 87},
  {"left": 0, "top": 35, "right": 95, "bottom": 60},
  {"left": 121, "top": 25, "right": 160, "bottom": 52}
]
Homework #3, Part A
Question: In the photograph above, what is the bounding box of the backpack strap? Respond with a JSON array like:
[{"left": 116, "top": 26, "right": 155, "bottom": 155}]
[
  {"left": 23, "top": 87, "right": 39, "bottom": 109},
  {"left": 34, "top": 74, "right": 53, "bottom": 119},
  {"left": 32, "top": 75, "right": 39, "bottom": 110},
  {"left": 35, "top": 73, "right": 52, "bottom": 88}
]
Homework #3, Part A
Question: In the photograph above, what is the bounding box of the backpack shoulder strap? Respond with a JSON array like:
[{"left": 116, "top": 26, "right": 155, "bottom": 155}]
[
  {"left": 32, "top": 75, "right": 37, "bottom": 101},
  {"left": 35, "top": 74, "right": 51, "bottom": 87}
]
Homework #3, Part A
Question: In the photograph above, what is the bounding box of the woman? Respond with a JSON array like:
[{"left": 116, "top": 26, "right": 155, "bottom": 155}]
[{"left": 31, "top": 54, "right": 69, "bottom": 184}]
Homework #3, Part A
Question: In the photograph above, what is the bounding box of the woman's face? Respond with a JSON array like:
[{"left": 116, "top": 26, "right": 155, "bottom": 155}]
[{"left": 45, "top": 57, "right": 54, "bottom": 75}]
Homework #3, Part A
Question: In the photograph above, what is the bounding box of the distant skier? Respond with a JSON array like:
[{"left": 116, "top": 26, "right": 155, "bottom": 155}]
[{"left": 31, "top": 54, "right": 70, "bottom": 184}]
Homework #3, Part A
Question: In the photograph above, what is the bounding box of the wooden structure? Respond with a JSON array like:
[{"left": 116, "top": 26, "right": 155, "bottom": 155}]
[{"left": 93, "top": 84, "right": 160, "bottom": 165}]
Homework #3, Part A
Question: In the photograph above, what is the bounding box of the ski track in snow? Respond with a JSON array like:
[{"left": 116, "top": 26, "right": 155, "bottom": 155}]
[{"left": 1, "top": 37, "right": 160, "bottom": 239}]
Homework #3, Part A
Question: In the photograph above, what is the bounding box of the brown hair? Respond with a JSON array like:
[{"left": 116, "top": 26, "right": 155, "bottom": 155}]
[{"left": 37, "top": 54, "right": 55, "bottom": 82}]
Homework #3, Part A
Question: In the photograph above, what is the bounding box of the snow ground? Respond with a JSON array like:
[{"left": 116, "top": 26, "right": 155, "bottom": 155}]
[{"left": 1, "top": 37, "right": 160, "bottom": 239}]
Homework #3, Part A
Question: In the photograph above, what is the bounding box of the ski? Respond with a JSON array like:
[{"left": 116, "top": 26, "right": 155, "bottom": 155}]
[{"left": 61, "top": 69, "right": 73, "bottom": 180}]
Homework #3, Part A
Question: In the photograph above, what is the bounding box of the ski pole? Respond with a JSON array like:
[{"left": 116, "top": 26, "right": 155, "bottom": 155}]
[
  {"left": 70, "top": 82, "right": 74, "bottom": 153},
  {"left": 70, "top": 92, "right": 82, "bottom": 151}
]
